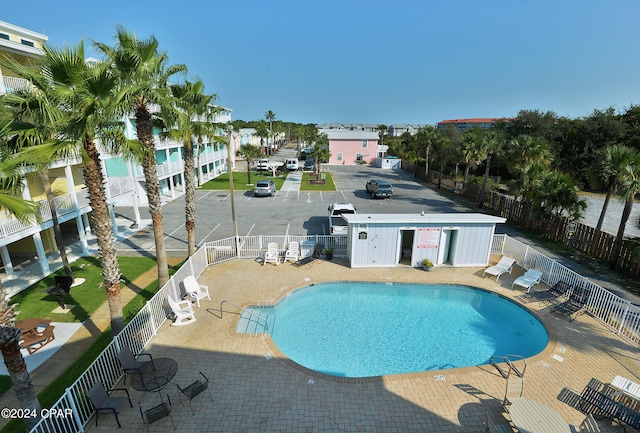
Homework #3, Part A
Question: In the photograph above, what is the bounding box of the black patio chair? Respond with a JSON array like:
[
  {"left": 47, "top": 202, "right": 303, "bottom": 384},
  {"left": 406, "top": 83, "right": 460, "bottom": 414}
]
[
  {"left": 117, "top": 346, "right": 153, "bottom": 385},
  {"left": 86, "top": 381, "right": 132, "bottom": 428},
  {"left": 176, "top": 372, "right": 213, "bottom": 415},
  {"left": 296, "top": 243, "right": 324, "bottom": 268},
  {"left": 140, "top": 394, "right": 175, "bottom": 431}
]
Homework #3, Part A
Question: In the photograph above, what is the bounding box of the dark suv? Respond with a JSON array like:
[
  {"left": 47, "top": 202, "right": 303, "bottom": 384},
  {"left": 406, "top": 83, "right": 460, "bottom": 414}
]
[{"left": 365, "top": 179, "right": 393, "bottom": 198}]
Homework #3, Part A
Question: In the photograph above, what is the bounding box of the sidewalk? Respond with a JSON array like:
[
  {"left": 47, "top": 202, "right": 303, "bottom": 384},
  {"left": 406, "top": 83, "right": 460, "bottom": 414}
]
[{"left": 0, "top": 257, "right": 183, "bottom": 430}]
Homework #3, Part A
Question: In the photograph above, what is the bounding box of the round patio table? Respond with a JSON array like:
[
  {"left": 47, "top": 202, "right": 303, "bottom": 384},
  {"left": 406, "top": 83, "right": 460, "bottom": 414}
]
[
  {"left": 131, "top": 358, "right": 178, "bottom": 393},
  {"left": 509, "top": 398, "right": 572, "bottom": 433}
]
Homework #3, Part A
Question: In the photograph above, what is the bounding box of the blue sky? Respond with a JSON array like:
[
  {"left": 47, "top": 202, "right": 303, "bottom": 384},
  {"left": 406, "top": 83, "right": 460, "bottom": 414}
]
[{"left": 3, "top": 1, "right": 640, "bottom": 125}]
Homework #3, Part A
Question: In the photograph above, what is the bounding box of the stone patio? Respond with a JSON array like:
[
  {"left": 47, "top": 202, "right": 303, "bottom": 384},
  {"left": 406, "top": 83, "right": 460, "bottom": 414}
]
[{"left": 87, "top": 258, "right": 640, "bottom": 433}]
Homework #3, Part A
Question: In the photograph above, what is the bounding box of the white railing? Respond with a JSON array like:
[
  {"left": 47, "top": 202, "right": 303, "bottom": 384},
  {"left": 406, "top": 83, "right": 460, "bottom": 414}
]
[
  {"left": 2, "top": 76, "right": 31, "bottom": 93},
  {"left": 29, "top": 233, "right": 640, "bottom": 432},
  {"left": 0, "top": 189, "right": 92, "bottom": 239},
  {"left": 30, "top": 247, "right": 210, "bottom": 433},
  {"left": 499, "top": 236, "right": 640, "bottom": 345}
]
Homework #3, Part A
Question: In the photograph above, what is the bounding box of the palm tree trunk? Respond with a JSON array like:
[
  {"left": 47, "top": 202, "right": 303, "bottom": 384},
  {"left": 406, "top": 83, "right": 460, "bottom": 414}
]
[
  {"left": 595, "top": 188, "right": 613, "bottom": 232},
  {"left": 183, "top": 141, "right": 196, "bottom": 257},
  {"left": 135, "top": 104, "right": 170, "bottom": 287},
  {"left": 41, "top": 169, "right": 73, "bottom": 277},
  {"left": 425, "top": 142, "right": 431, "bottom": 182},
  {"left": 610, "top": 197, "right": 634, "bottom": 269},
  {"left": 246, "top": 158, "right": 252, "bottom": 185},
  {"left": 479, "top": 154, "right": 493, "bottom": 207},
  {"left": 0, "top": 281, "right": 41, "bottom": 431},
  {"left": 82, "top": 137, "right": 124, "bottom": 335}
]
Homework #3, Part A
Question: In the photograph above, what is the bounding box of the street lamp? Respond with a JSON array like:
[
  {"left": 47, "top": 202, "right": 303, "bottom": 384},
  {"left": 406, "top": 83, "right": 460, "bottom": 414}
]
[{"left": 226, "top": 125, "right": 239, "bottom": 239}]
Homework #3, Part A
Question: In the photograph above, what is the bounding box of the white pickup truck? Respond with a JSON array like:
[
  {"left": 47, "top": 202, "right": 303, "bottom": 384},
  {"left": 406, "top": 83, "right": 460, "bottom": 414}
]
[{"left": 328, "top": 203, "right": 356, "bottom": 235}]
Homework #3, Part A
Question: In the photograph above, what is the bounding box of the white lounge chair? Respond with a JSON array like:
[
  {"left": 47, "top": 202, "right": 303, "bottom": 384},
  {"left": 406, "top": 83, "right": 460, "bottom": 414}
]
[
  {"left": 167, "top": 295, "right": 196, "bottom": 326},
  {"left": 182, "top": 275, "right": 210, "bottom": 308},
  {"left": 483, "top": 257, "right": 515, "bottom": 281},
  {"left": 263, "top": 242, "right": 280, "bottom": 266},
  {"left": 511, "top": 269, "right": 544, "bottom": 292},
  {"left": 284, "top": 241, "right": 300, "bottom": 263}
]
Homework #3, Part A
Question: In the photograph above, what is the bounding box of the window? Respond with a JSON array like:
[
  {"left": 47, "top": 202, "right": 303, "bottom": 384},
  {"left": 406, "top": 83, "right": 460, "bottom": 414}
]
[
  {"left": 362, "top": 140, "right": 368, "bottom": 148},
  {"left": 337, "top": 153, "right": 342, "bottom": 161},
  {"left": 20, "top": 39, "right": 35, "bottom": 47},
  {"left": 0, "top": 33, "right": 9, "bottom": 41},
  {"left": 356, "top": 153, "right": 362, "bottom": 161}
]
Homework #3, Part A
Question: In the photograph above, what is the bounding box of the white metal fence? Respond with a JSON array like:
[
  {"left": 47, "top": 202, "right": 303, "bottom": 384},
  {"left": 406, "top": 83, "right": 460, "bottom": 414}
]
[
  {"left": 496, "top": 235, "right": 640, "bottom": 346},
  {"left": 29, "top": 233, "right": 640, "bottom": 432}
]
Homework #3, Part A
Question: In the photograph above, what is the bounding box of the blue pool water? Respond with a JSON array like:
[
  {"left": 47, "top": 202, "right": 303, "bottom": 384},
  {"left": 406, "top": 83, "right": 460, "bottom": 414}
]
[{"left": 244, "top": 282, "right": 548, "bottom": 378}]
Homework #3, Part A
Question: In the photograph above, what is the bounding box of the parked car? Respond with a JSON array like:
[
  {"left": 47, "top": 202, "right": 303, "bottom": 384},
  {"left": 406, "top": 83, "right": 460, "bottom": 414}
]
[
  {"left": 303, "top": 159, "right": 315, "bottom": 171},
  {"left": 328, "top": 202, "right": 356, "bottom": 235},
  {"left": 285, "top": 158, "right": 299, "bottom": 171},
  {"left": 254, "top": 179, "right": 277, "bottom": 197},
  {"left": 366, "top": 179, "right": 393, "bottom": 198},
  {"left": 256, "top": 159, "right": 270, "bottom": 170}
]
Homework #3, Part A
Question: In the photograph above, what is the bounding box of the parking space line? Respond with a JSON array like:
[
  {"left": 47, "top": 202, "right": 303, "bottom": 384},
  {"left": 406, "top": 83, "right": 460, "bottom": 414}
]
[
  {"left": 199, "top": 223, "right": 221, "bottom": 246},
  {"left": 197, "top": 190, "right": 216, "bottom": 202}
]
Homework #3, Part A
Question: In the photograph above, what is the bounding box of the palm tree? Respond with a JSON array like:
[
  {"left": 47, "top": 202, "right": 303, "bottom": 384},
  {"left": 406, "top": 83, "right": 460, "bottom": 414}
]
[
  {"left": 0, "top": 86, "right": 74, "bottom": 278},
  {"left": 610, "top": 152, "right": 640, "bottom": 269},
  {"left": 415, "top": 125, "right": 436, "bottom": 181},
  {"left": 255, "top": 120, "right": 270, "bottom": 161},
  {"left": 460, "top": 128, "right": 485, "bottom": 184},
  {"left": 592, "top": 145, "right": 636, "bottom": 232},
  {"left": 265, "top": 110, "right": 276, "bottom": 151},
  {"left": 0, "top": 136, "right": 46, "bottom": 430},
  {"left": 162, "top": 79, "right": 219, "bottom": 256},
  {"left": 237, "top": 143, "right": 261, "bottom": 185},
  {"left": 478, "top": 129, "right": 501, "bottom": 207},
  {"left": 377, "top": 124, "right": 388, "bottom": 146},
  {"left": 2, "top": 42, "right": 130, "bottom": 336},
  {"left": 95, "top": 25, "right": 187, "bottom": 287}
]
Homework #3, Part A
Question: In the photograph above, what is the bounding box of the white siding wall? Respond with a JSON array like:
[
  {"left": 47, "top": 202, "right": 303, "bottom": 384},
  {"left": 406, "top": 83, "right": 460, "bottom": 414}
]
[{"left": 349, "top": 222, "right": 497, "bottom": 268}]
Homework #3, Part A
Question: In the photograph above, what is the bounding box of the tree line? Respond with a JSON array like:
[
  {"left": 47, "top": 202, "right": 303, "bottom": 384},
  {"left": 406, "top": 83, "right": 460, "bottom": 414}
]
[{"left": 383, "top": 108, "right": 640, "bottom": 270}]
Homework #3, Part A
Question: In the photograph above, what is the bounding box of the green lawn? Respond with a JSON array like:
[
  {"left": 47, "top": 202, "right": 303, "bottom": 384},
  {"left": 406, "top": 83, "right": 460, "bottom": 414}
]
[
  {"left": 9, "top": 256, "right": 158, "bottom": 323},
  {"left": 0, "top": 257, "right": 182, "bottom": 433},
  {"left": 201, "top": 170, "right": 288, "bottom": 191},
  {"left": 300, "top": 172, "right": 336, "bottom": 191}
]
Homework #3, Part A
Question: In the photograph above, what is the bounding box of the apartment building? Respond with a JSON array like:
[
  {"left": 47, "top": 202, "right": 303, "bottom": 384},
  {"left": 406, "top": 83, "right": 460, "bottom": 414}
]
[
  {"left": 0, "top": 20, "right": 234, "bottom": 292},
  {"left": 436, "top": 118, "right": 508, "bottom": 131}
]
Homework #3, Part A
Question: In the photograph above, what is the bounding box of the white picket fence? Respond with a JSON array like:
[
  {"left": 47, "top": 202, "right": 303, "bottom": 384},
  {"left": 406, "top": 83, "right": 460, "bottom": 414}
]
[{"left": 29, "top": 234, "right": 640, "bottom": 432}]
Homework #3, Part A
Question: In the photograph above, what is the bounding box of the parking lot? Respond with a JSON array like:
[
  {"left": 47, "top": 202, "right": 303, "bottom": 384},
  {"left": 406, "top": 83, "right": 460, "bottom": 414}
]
[{"left": 114, "top": 165, "right": 471, "bottom": 256}]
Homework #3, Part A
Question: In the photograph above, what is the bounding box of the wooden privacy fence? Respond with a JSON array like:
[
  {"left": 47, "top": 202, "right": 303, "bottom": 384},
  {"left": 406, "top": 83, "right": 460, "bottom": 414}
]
[{"left": 401, "top": 159, "right": 640, "bottom": 277}]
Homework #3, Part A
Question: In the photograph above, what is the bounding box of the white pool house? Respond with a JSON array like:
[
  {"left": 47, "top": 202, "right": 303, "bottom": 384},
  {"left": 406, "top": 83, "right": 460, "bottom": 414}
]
[{"left": 342, "top": 213, "right": 506, "bottom": 268}]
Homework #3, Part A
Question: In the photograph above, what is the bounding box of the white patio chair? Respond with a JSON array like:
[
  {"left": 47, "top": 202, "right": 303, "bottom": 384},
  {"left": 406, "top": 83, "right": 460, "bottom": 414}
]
[
  {"left": 511, "top": 269, "right": 543, "bottom": 292},
  {"left": 182, "top": 275, "right": 211, "bottom": 308},
  {"left": 167, "top": 295, "right": 196, "bottom": 326},
  {"left": 483, "top": 257, "right": 516, "bottom": 281},
  {"left": 284, "top": 241, "right": 300, "bottom": 263},
  {"left": 263, "top": 242, "right": 280, "bottom": 266}
]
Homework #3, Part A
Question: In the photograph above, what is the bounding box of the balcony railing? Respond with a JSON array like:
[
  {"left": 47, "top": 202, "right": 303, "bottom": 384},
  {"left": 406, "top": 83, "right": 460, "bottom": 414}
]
[
  {"left": 29, "top": 233, "right": 640, "bottom": 433},
  {"left": 2, "top": 76, "right": 31, "bottom": 93}
]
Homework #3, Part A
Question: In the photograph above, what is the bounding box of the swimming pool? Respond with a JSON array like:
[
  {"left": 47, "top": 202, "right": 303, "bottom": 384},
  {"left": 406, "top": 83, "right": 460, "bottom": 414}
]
[{"left": 241, "top": 282, "right": 548, "bottom": 378}]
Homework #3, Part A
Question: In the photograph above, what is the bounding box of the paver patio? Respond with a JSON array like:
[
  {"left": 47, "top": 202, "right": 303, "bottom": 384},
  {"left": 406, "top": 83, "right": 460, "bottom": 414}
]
[{"left": 87, "top": 258, "right": 640, "bottom": 433}]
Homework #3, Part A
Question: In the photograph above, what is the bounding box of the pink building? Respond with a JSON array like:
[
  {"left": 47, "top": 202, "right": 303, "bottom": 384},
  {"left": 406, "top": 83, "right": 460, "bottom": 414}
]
[{"left": 321, "top": 129, "right": 380, "bottom": 165}]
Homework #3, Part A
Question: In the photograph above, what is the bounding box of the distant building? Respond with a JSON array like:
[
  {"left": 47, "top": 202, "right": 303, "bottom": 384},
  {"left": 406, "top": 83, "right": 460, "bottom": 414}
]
[
  {"left": 387, "top": 124, "right": 428, "bottom": 137},
  {"left": 320, "top": 129, "right": 380, "bottom": 165},
  {"left": 436, "top": 118, "right": 509, "bottom": 131},
  {"left": 318, "top": 123, "right": 379, "bottom": 133}
]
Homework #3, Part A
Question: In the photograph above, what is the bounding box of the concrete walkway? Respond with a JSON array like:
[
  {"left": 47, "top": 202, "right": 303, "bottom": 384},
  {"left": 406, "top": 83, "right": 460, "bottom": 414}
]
[{"left": 0, "top": 257, "right": 184, "bottom": 431}]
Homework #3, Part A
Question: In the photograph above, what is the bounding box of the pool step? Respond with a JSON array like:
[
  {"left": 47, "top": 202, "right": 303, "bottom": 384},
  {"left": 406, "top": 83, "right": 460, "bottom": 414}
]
[{"left": 236, "top": 307, "right": 275, "bottom": 335}]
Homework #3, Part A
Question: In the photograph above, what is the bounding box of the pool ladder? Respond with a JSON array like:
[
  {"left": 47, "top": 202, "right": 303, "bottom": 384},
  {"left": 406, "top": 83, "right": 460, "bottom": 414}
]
[{"left": 490, "top": 354, "right": 527, "bottom": 378}]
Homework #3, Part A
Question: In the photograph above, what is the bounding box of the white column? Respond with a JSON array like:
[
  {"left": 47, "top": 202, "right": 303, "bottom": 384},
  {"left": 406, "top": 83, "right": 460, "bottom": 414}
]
[
  {"left": 75, "top": 215, "right": 89, "bottom": 255},
  {"left": 33, "top": 232, "right": 50, "bottom": 276},
  {"left": 1, "top": 246, "right": 14, "bottom": 275}
]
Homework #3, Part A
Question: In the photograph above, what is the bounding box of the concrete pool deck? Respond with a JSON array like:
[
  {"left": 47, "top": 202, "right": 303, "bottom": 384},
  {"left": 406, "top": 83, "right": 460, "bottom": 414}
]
[{"left": 88, "top": 258, "right": 640, "bottom": 433}]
